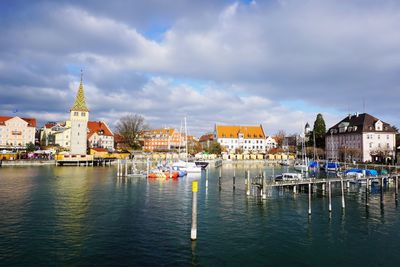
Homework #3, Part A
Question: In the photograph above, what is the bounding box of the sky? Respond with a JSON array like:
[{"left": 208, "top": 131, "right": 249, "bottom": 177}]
[{"left": 1, "top": 0, "right": 399, "bottom": 137}]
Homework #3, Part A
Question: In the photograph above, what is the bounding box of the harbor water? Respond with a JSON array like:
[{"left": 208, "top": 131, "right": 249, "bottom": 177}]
[{"left": 0, "top": 163, "right": 399, "bottom": 266}]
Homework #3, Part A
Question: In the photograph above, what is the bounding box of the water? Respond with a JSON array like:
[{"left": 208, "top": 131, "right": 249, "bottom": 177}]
[{"left": 0, "top": 163, "right": 399, "bottom": 266}]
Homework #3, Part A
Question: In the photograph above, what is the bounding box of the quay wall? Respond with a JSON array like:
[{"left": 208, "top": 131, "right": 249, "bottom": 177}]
[{"left": 1, "top": 160, "right": 56, "bottom": 167}]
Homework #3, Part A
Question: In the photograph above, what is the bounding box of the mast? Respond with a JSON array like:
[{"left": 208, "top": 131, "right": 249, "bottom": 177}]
[{"left": 185, "top": 117, "right": 188, "bottom": 163}]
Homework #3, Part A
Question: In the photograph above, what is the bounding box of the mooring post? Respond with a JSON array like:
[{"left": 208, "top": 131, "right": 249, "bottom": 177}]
[
  {"left": 328, "top": 181, "right": 332, "bottom": 212},
  {"left": 293, "top": 185, "right": 296, "bottom": 194},
  {"left": 191, "top": 181, "right": 198, "bottom": 241},
  {"left": 308, "top": 183, "right": 312, "bottom": 215},
  {"left": 341, "top": 176, "right": 345, "bottom": 209},
  {"left": 246, "top": 170, "right": 251, "bottom": 196},
  {"left": 262, "top": 171, "right": 267, "bottom": 199},
  {"left": 395, "top": 176, "right": 398, "bottom": 205},
  {"left": 380, "top": 177, "right": 384, "bottom": 205},
  {"left": 205, "top": 168, "right": 209, "bottom": 188},
  {"left": 233, "top": 167, "right": 236, "bottom": 190},
  {"left": 117, "top": 159, "right": 120, "bottom": 177},
  {"left": 219, "top": 167, "right": 222, "bottom": 191},
  {"left": 125, "top": 158, "right": 128, "bottom": 177}
]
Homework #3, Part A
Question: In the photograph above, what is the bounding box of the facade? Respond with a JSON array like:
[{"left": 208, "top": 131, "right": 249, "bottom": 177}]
[
  {"left": 265, "top": 136, "right": 277, "bottom": 151},
  {"left": 143, "top": 128, "right": 185, "bottom": 152},
  {"left": 40, "top": 121, "right": 71, "bottom": 148},
  {"left": 69, "top": 78, "right": 89, "bottom": 155},
  {"left": 199, "top": 133, "right": 214, "bottom": 150},
  {"left": 87, "top": 121, "right": 114, "bottom": 150},
  {"left": 0, "top": 116, "right": 36, "bottom": 149},
  {"left": 326, "top": 113, "right": 396, "bottom": 163},
  {"left": 214, "top": 125, "right": 266, "bottom": 153}
]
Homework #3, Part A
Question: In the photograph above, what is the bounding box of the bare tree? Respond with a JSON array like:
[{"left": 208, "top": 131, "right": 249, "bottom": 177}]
[
  {"left": 115, "top": 114, "right": 148, "bottom": 150},
  {"left": 273, "top": 130, "right": 286, "bottom": 148}
]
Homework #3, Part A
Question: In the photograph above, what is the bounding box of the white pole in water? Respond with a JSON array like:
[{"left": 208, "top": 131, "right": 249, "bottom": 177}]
[
  {"left": 233, "top": 167, "right": 236, "bottom": 190},
  {"left": 191, "top": 181, "right": 198, "bottom": 241},
  {"left": 328, "top": 181, "right": 332, "bottom": 212},
  {"left": 117, "top": 159, "right": 120, "bottom": 177},
  {"left": 125, "top": 158, "right": 128, "bottom": 177},
  {"left": 262, "top": 171, "right": 267, "bottom": 199},
  {"left": 246, "top": 170, "right": 251, "bottom": 196},
  {"left": 308, "top": 183, "right": 312, "bottom": 215},
  {"left": 341, "top": 176, "right": 345, "bottom": 209},
  {"left": 205, "top": 168, "right": 209, "bottom": 188}
]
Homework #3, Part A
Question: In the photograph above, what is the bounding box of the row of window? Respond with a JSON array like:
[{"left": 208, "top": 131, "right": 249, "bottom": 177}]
[{"left": 73, "top": 112, "right": 87, "bottom": 117}]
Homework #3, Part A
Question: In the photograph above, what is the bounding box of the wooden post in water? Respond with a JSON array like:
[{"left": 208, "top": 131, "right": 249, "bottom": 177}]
[
  {"left": 191, "top": 181, "right": 198, "bottom": 241},
  {"left": 380, "top": 177, "right": 384, "bottom": 205},
  {"left": 262, "top": 171, "right": 267, "bottom": 199},
  {"left": 117, "top": 159, "right": 120, "bottom": 177},
  {"left": 293, "top": 185, "right": 297, "bottom": 194},
  {"left": 341, "top": 176, "right": 345, "bottom": 209},
  {"left": 246, "top": 170, "right": 251, "bottom": 196},
  {"left": 395, "top": 176, "right": 398, "bottom": 205},
  {"left": 328, "top": 181, "right": 332, "bottom": 212},
  {"left": 233, "top": 168, "right": 236, "bottom": 190},
  {"left": 125, "top": 158, "right": 128, "bottom": 177},
  {"left": 308, "top": 183, "right": 312, "bottom": 215},
  {"left": 205, "top": 168, "right": 209, "bottom": 188},
  {"left": 219, "top": 167, "right": 222, "bottom": 191}
]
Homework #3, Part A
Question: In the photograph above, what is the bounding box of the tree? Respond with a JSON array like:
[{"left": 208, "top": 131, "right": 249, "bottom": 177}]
[
  {"left": 209, "top": 141, "right": 222, "bottom": 155},
  {"left": 115, "top": 114, "right": 148, "bottom": 150},
  {"left": 273, "top": 130, "right": 286, "bottom": 148},
  {"left": 26, "top": 142, "right": 35, "bottom": 152},
  {"left": 313, "top": 113, "right": 326, "bottom": 149}
]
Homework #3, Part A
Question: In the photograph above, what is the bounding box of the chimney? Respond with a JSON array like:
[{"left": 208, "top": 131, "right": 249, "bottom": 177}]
[
  {"left": 355, "top": 112, "right": 359, "bottom": 117},
  {"left": 348, "top": 113, "right": 352, "bottom": 120}
]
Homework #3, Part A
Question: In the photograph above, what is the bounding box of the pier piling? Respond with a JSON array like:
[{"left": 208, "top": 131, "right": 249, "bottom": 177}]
[
  {"left": 262, "top": 171, "right": 267, "bottom": 199},
  {"left": 246, "top": 170, "right": 250, "bottom": 196},
  {"left": 395, "top": 176, "right": 398, "bottom": 205},
  {"left": 233, "top": 168, "right": 236, "bottom": 190},
  {"left": 205, "top": 168, "right": 209, "bottom": 188},
  {"left": 219, "top": 168, "right": 222, "bottom": 191},
  {"left": 328, "top": 181, "right": 332, "bottom": 213},
  {"left": 191, "top": 181, "right": 198, "bottom": 241},
  {"left": 308, "top": 183, "right": 312, "bottom": 215},
  {"left": 341, "top": 177, "right": 345, "bottom": 209}
]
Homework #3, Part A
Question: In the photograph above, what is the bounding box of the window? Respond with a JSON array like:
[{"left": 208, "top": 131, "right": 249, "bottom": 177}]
[
  {"left": 74, "top": 112, "right": 78, "bottom": 116},
  {"left": 81, "top": 112, "right": 86, "bottom": 116},
  {"left": 369, "top": 143, "right": 372, "bottom": 148},
  {"left": 387, "top": 143, "right": 390, "bottom": 149},
  {"left": 387, "top": 135, "right": 389, "bottom": 139}
]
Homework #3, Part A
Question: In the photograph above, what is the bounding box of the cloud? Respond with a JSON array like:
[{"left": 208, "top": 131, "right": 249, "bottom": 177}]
[{"left": 0, "top": 0, "right": 399, "bottom": 135}]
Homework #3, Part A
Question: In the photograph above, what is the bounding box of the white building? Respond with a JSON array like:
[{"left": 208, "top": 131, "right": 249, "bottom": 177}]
[
  {"left": 0, "top": 116, "right": 36, "bottom": 149},
  {"left": 215, "top": 125, "right": 267, "bottom": 153},
  {"left": 326, "top": 113, "right": 396, "bottom": 163},
  {"left": 87, "top": 121, "right": 114, "bottom": 150},
  {"left": 265, "top": 136, "right": 277, "bottom": 151}
]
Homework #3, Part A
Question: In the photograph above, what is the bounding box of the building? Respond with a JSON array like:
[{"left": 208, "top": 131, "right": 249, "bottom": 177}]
[
  {"left": 326, "top": 113, "right": 396, "bottom": 163},
  {"left": 199, "top": 133, "right": 214, "bottom": 150},
  {"left": 69, "top": 77, "right": 89, "bottom": 155},
  {"left": 214, "top": 125, "right": 266, "bottom": 153},
  {"left": 40, "top": 121, "right": 71, "bottom": 148},
  {"left": 87, "top": 121, "right": 114, "bottom": 150},
  {"left": 265, "top": 136, "right": 277, "bottom": 151},
  {"left": 0, "top": 116, "right": 36, "bottom": 149},
  {"left": 143, "top": 128, "right": 185, "bottom": 152}
]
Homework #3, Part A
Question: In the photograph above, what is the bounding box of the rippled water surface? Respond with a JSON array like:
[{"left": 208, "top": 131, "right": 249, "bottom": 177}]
[{"left": 0, "top": 163, "right": 399, "bottom": 266}]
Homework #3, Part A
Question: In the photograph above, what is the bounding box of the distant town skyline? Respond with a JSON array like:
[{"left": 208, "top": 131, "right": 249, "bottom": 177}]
[{"left": 1, "top": 0, "right": 399, "bottom": 136}]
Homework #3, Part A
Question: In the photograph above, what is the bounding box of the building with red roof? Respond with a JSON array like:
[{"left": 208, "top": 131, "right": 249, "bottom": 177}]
[{"left": 0, "top": 116, "right": 36, "bottom": 149}]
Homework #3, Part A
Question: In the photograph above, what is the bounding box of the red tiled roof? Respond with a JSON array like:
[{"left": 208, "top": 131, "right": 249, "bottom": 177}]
[
  {"left": 199, "top": 133, "right": 214, "bottom": 142},
  {"left": 215, "top": 125, "right": 265, "bottom": 139},
  {"left": 87, "top": 121, "right": 113, "bottom": 138},
  {"left": 0, "top": 116, "right": 36, "bottom": 127}
]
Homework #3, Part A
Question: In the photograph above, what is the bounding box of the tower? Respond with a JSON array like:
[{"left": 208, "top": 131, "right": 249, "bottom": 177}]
[{"left": 69, "top": 73, "right": 89, "bottom": 155}]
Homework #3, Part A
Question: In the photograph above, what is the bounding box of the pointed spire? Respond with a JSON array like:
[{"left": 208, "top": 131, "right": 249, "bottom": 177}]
[{"left": 70, "top": 70, "right": 89, "bottom": 112}]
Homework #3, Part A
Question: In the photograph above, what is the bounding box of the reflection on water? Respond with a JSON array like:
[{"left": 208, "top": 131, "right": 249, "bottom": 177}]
[{"left": 0, "top": 164, "right": 400, "bottom": 266}]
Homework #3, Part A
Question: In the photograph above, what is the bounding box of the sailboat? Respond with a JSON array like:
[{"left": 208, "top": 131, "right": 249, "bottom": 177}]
[
  {"left": 172, "top": 117, "right": 202, "bottom": 173},
  {"left": 294, "top": 133, "right": 309, "bottom": 172}
]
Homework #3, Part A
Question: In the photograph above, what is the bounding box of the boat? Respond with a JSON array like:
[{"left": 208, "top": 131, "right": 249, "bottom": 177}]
[
  {"left": 147, "top": 169, "right": 179, "bottom": 179},
  {"left": 322, "top": 162, "right": 340, "bottom": 172},
  {"left": 279, "top": 159, "right": 290, "bottom": 166},
  {"left": 275, "top": 172, "right": 302, "bottom": 181},
  {"left": 194, "top": 161, "right": 209, "bottom": 169},
  {"left": 294, "top": 162, "right": 308, "bottom": 172},
  {"left": 308, "top": 161, "right": 319, "bottom": 168}
]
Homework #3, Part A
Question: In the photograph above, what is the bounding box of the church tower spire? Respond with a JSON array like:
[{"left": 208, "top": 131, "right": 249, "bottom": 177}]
[
  {"left": 70, "top": 70, "right": 89, "bottom": 112},
  {"left": 69, "top": 70, "right": 89, "bottom": 155}
]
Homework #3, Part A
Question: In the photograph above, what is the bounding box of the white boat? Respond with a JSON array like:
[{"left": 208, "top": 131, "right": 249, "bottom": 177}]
[
  {"left": 275, "top": 172, "right": 302, "bottom": 181},
  {"left": 172, "top": 161, "right": 202, "bottom": 173},
  {"left": 294, "top": 163, "right": 308, "bottom": 172}
]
